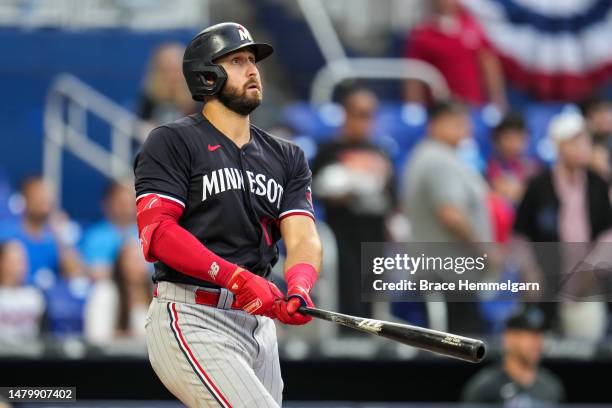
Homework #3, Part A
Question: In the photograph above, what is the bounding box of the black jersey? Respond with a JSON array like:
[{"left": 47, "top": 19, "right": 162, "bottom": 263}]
[
  {"left": 133, "top": 112, "right": 314, "bottom": 288},
  {"left": 461, "top": 364, "right": 565, "bottom": 406}
]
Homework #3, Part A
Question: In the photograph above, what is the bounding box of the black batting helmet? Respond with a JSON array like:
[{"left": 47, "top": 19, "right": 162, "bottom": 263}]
[{"left": 183, "top": 22, "right": 274, "bottom": 101}]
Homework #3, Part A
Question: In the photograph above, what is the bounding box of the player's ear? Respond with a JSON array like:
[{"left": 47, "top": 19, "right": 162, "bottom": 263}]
[{"left": 200, "top": 72, "right": 216, "bottom": 87}]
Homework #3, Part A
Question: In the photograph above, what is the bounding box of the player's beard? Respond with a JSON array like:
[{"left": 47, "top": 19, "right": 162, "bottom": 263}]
[
  {"left": 507, "top": 348, "right": 540, "bottom": 370},
  {"left": 26, "top": 211, "right": 50, "bottom": 226},
  {"left": 217, "top": 82, "right": 262, "bottom": 116}
]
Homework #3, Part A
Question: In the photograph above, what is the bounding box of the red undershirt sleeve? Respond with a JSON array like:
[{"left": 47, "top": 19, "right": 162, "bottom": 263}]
[{"left": 137, "top": 194, "right": 238, "bottom": 287}]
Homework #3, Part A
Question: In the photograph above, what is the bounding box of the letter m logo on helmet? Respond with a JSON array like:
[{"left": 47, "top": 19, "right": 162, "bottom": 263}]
[{"left": 238, "top": 25, "right": 253, "bottom": 42}]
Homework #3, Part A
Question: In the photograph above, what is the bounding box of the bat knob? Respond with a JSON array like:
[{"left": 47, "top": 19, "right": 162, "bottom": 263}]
[{"left": 473, "top": 341, "right": 487, "bottom": 363}]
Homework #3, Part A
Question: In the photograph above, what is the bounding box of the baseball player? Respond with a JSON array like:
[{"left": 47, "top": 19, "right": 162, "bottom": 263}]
[{"left": 134, "top": 22, "right": 322, "bottom": 407}]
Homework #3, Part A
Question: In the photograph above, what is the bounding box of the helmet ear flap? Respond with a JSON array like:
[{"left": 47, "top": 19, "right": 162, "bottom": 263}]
[
  {"left": 193, "top": 72, "right": 215, "bottom": 101},
  {"left": 199, "top": 65, "right": 227, "bottom": 96},
  {"left": 184, "top": 62, "right": 228, "bottom": 101}
]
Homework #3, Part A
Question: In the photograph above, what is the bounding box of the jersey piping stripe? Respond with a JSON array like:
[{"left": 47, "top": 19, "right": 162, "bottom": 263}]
[
  {"left": 137, "top": 193, "right": 185, "bottom": 207},
  {"left": 278, "top": 209, "right": 315, "bottom": 220},
  {"left": 167, "top": 302, "right": 232, "bottom": 408}
]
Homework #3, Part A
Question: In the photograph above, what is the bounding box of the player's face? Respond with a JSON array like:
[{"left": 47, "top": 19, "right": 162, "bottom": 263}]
[
  {"left": 587, "top": 104, "right": 612, "bottom": 138},
  {"left": 504, "top": 330, "right": 543, "bottom": 368},
  {"left": 496, "top": 130, "right": 527, "bottom": 160},
  {"left": 429, "top": 112, "right": 471, "bottom": 147},
  {"left": 106, "top": 185, "right": 136, "bottom": 226},
  {"left": 434, "top": 0, "right": 460, "bottom": 15},
  {"left": 216, "top": 49, "right": 262, "bottom": 116},
  {"left": 155, "top": 44, "right": 186, "bottom": 89},
  {"left": 0, "top": 240, "right": 27, "bottom": 287},
  {"left": 558, "top": 132, "right": 591, "bottom": 170},
  {"left": 23, "top": 180, "right": 54, "bottom": 223},
  {"left": 343, "top": 90, "right": 378, "bottom": 141}
]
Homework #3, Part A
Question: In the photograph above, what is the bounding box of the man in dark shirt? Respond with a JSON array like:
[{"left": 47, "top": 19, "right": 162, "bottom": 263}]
[
  {"left": 134, "top": 22, "right": 322, "bottom": 407},
  {"left": 462, "top": 306, "right": 565, "bottom": 406},
  {"left": 514, "top": 111, "right": 612, "bottom": 332},
  {"left": 311, "top": 87, "right": 395, "bottom": 319}
]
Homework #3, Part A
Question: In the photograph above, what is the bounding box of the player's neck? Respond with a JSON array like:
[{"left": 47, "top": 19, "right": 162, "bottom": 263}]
[{"left": 202, "top": 102, "right": 251, "bottom": 147}]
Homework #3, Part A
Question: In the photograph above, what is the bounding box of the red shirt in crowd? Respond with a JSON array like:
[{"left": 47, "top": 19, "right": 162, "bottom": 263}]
[{"left": 404, "top": 10, "right": 489, "bottom": 105}]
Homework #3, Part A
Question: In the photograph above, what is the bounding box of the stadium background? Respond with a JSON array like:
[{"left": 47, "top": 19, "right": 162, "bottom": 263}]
[{"left": 1, "top": 0, "right": 612, "bottom": 406}]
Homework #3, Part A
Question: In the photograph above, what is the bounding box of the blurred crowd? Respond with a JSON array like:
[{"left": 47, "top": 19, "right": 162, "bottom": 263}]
[
  {"left": 0, "top": 177, "right": 151, "bottom": 349},
  {"left": 311, "top": 86, "right": 612, "bottom": 338}
]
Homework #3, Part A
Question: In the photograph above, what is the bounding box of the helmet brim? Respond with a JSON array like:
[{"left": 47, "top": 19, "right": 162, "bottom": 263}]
[
  {"left": 251, "top": 43, "right": 274, "bottom": 62},
  {"left": 212, "top": 42, "right": 274, "bottom": 63}
]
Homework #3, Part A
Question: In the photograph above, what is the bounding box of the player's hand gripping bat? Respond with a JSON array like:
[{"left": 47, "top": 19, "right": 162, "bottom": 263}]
[{"left": 298, "top": 306, "right": 486, "bottom": 363}]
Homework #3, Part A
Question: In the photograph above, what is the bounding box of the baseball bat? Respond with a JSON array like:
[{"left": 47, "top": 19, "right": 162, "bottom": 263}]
[{"left": 298, "top": 306, "right": 486, "bottom": 363}]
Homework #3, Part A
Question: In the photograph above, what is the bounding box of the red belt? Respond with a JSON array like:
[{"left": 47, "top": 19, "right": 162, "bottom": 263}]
[{"left": 153, "top": 284, "right": 240, "bottom": 310}]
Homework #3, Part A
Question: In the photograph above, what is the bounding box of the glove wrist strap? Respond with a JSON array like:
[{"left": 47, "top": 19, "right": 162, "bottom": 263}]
[{"left": 286, "top": 263, "right": 318, "bottom": 295}]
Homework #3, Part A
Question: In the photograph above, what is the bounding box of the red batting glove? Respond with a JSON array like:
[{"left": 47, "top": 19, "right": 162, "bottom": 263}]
[
  {"left": 226, "top": 268, "right": 283, "bottom": 316},
  {"left": 273, "top": 263, "right": 318, "bottom": 325}
]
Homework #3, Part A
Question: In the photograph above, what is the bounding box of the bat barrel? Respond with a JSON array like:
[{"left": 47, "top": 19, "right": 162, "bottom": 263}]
[
  {"left": 382, "top": 322, "right": 486, "bottom": 363},
  {"left": 299, "top": 306, "right": 487, "bottom": 363}
]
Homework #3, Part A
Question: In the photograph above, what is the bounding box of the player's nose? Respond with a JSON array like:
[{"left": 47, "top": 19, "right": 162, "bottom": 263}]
[{"left": 245, "top": 61, "right": 259, "bottom": 78}]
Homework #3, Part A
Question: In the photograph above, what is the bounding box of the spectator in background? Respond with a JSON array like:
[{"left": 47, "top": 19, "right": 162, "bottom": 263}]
[
  {"left": 403, "top": 100, "right": 492, "bottom": 333},
  {"left": 0, "top": 176, "right": 88, "bottom": 338},
  {"left": 0, "top": 240, "right": 45, "bottom": 347},
  {"left": 137, "top": 43, "right": 196, "bottom": 126},
  {"left": 42, "top": 246, "right": 90, "bottom": 339},
  {"left": 483, "top": 114, "right": 536, "bottom": 330},
  {"left": 85, "top": 239, "right": 151, "bottom": 345},
  {"left": 515, "top": 111, "right": 610, "bottom": 242},
  {"left": 403, "top": 0, "right": 506, "bottom": 109},
  {"left": 312, "top": 87, "right": 396, "bottom": 320},
  {"left": 404, "top": 101, "right": 492, "bottom": 243},
  {"left": 0, "top": 177, "right": 59, "bottom": 288},
  {"left": 462, "top": 306, "right": 565, "bottom": 405},
  {"left": 80, "top": 181, "right": 138, "bottom": 280},
  {"left": 514, "top": 111, "right": 612, "bottom": 337},
  {"left": 581, "top": 96, "right": 612, "bottom": 180},
  {"left": 487, "top": 113, "right": 537, "bottom": 206}
]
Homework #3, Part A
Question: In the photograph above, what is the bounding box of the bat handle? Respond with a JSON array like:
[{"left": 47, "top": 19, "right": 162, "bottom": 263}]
[
  {"left": 297, "top": 306, "right": 331, "bottom": 321},
  {"left": 298, "top": 306, "right": 315, "bottom": 314}
]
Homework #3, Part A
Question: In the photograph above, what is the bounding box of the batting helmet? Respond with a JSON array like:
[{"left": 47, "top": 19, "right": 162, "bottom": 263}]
[{"left": 183, "top": 22, "right": 274, "bottom": 101}]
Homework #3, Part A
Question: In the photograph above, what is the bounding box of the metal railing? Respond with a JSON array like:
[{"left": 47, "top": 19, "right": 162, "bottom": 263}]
[
  {"left": 43, "top": 73, "right": 149, "bottom": 206},
  {"left": 310, "top": 57, "right": 450, "bottom": 104},
  {"left": 296, "top": 0, "right": 449, "bottom": 104}
]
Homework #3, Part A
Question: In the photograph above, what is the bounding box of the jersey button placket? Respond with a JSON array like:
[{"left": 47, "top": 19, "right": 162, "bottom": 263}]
[{"left": 237, "top": 147, "right": 268, "bottom": 274}]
